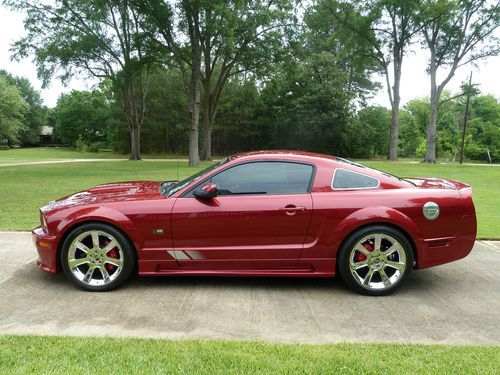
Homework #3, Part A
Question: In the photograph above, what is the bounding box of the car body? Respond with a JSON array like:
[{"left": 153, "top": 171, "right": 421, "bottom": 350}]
[{"left": 33, "top": 150, "right": 477, "bottom": 294}]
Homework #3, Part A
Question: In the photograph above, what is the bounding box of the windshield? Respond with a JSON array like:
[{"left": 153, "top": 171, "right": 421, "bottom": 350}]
[{"left": 165, "top": 157, "right": 230, "bottom": 197}]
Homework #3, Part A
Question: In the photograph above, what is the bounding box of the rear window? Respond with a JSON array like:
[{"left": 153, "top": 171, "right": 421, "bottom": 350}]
[{"left": 332, "top": 168, "right": 379, "bottom": 189}]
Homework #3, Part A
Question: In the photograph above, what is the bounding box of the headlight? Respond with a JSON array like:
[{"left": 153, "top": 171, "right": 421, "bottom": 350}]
[{"left": 40, "top": 212, "right": 48, "bottom": 229}]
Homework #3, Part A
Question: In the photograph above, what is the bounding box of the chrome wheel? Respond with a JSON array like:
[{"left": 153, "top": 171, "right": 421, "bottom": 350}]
[
  {"left": 67, "top": 230, "right": 124, "bottom": 287},
  {"left": 348, "top": 233, "right": 407, "bottom": 291}
]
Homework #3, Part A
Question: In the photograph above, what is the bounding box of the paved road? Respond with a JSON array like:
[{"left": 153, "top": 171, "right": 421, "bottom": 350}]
[{"left": 0, "top": 232, "right": 499, "bottom": 344}]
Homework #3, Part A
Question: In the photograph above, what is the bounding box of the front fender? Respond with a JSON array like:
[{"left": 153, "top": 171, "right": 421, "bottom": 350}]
[{"left": 55, "top": 206, "right": 141, "bottom": 254}]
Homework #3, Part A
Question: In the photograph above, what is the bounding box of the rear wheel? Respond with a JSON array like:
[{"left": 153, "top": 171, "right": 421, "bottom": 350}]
[
  {"left": 338, "top": 225, "right": 413, "bottom": 296},
  {"left": 60, "top": 223, "right": 135, "bottom": 291}
]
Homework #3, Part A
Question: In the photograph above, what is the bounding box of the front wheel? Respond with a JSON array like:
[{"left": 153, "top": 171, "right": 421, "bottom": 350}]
[
  {"left": 60, "top": 223, "right": 135, "bottom": 291},
  {"left": 337, "top": 225, "right": 414, "bottom": 296}
]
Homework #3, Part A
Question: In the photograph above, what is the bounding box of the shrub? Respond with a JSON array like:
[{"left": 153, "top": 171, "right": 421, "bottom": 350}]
[{"left": 415, "top": 139, "right": 427, "bottom": 159}]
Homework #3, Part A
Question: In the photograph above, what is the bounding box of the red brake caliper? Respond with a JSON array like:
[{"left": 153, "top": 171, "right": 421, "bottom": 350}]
[
  {"left": 355, "top": 242, "right": 373, "bottom": 262},
  {"left": 104, "top": 240, "right": 119, "bottom": 271}
]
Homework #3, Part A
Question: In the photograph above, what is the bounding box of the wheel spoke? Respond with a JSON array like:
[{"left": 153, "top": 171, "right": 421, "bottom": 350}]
[
  {"left": 68, "top": 257, "right": 89, "bottom": 269},
  {"left": 91, "top": 232, "right": 100, "bottom": 248},
  {"left": 83, "top": 266, "right": 95, "bottom": 283},
  {"left": 362, "top": 269, "right": 374, "bottom": 286},
  {"left": 103, "top": 239, "right": 118, "bottom": 253},
  {"left": 379, "top": 268, "right": 391, "bottom": 286},
  {"left": 355, "top": 244, "right": 370, "bottom": 256},
  {"left": 385, "top": 261, "right": 405, "bottom": 271},
  {"left": 100, "top": 266, "right": 111, "bottom": 283},
  {"left": 74, "top": 241, "right": 89, "bottom": 253},
  {"left": 104, "top": 257, "right": 123, "bottom": 268},
  {"left": 383, "top": 243, "right": 400, "bottom": 257},
  {"left": 374, "top": 235, "right": 382, "bottom": 251},
  {"left": 350, "top": 260, "right": 368, "bottom": 270}
]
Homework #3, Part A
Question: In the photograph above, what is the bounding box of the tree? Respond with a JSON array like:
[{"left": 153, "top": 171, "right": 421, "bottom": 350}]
[
  {"left": 55, "top": 90, "right": 112, "bottom": 147},
  {"left": 134, "top": 0, "right": 202, "bottom": 166},
  {"left": 325, "top": 0, "right": 421, "bottom": 160},
  {"left": 198, "top": 0, "right": 293, "bottom": 160},
  {"left": 6, "top": 0, "right": 152, "bottom": 160},
  {"left": 419, "top": 0, "right": 500, "bottom": 163},
  {"left": 0, "top": 77, "right": 26, "bottom": 144},
  {"left": 135, "top": 0, "right": 293, "bottom": 164},
  {"left": 0, "top": 70, "right": 46, "bottom": 146}
]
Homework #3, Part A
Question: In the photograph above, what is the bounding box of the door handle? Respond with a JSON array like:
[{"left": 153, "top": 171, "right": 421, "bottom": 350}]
[{"left": 279, "top": 205, "right": 306, "bottom": 215}]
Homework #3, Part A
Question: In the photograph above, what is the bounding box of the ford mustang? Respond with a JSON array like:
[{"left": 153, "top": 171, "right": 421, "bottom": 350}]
[{"left": 33, "top": 151, "right": 477, "bottom": 295}]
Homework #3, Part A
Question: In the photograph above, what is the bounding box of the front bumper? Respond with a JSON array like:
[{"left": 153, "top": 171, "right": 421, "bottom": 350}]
[{"left": 32, "top": 227, "right": 58, "bottom": 273}]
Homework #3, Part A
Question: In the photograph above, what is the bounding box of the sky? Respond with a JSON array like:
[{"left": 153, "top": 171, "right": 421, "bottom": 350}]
[{"left": 1, "top": 5, "right": 499, "bottom": 109}]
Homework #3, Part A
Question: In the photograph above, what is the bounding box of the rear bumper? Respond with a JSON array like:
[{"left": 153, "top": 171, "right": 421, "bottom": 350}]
[
  {"left": 32, "top": 227, "right": 58, "bottom": 273},
  {"left": 417, "top": 214, "right": 477, "bottom": 269}
]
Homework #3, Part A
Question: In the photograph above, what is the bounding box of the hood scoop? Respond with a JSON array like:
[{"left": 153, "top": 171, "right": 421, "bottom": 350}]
[{"left": 88, "top": 183, "right": 140, "bottom": 194}]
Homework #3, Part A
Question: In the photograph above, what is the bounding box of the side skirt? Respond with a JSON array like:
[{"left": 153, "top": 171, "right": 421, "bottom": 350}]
[{"left": 137, "top": 258, "right": 336, "bottom": 277}]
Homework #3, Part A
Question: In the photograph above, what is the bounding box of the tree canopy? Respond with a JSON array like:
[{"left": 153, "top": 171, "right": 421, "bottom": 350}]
[{"left": 2, "top": 0, "right": 499, "bottom": 164}]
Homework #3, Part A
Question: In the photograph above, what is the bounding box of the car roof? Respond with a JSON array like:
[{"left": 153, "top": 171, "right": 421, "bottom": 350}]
[{"left": 230, "top": 150, "right": 337, "bottom": 163}]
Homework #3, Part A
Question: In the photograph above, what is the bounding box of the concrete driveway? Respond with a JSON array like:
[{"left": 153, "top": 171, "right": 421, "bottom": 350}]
[{"left": 0, "top": 231, "right": 499, "bottom": 345}]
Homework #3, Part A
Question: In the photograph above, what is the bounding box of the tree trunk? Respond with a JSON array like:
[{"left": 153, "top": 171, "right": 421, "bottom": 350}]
[
  {"left": 129, "top": 124, "right": 141, "bottom": 160},
  {"left": 188, "top": 60, "right": 201, "bottom": 167},
  {"left": 122, "top": 81, "right": 142, "bottom": 161},
  {"left": 200, "top": 78, "right": 213, "bottom": 161},
  {"left": 388, "top": 54, "right": 402, "bottom": 161},
  {"left": 389, "top": 105, "right": 399, "bottom": 160},
  {"left": 425, "top": 94, "right": 439, "bottom": 163},
  {"left": 425, "top": 63, "right": 439, "bottom": 163},
  {"left": 188, "top": 86, "right": 200, "bottom": 167},
  {"left": 201, "top": 113, "right": 213, "bottom": 161}
]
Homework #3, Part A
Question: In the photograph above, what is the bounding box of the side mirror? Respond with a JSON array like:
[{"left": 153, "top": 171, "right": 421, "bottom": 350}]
[{"left": 193, "top": 183, "right": 218, "bottom": 199}]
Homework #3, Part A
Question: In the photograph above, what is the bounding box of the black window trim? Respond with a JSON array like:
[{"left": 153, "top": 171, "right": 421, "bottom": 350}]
[
  {"left": 180, "top": 159, "right": 317, "bottom": 198},
  {"left": 331, "top": 167, "right": 380, "bottom": 191}
]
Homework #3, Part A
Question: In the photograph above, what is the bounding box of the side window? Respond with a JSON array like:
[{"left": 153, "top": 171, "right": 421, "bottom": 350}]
[
  {"left": 332, "top": 168, "right": 379, "bottom": 189},
  {"left": 211, "top": 162, "right": 314, "bottom": 195}
]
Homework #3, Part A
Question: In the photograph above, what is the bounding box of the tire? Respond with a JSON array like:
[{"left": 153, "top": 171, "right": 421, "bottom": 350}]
[
  {"left": 60, "top": 223, "right": 135, "bottom": 292},
  {"left": 337, "top": 225, "right": 414, "bottom": 296}
]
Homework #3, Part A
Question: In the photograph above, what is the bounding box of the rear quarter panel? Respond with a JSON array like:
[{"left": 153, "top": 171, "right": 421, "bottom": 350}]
[{"left": 305, "top": 187, "right": 476, "bottom": 269}]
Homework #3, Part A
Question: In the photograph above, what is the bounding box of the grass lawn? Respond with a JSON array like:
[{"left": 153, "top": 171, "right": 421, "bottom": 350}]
[
  {"left": 0, "top": 149, "right": 498, "bottom": 237},
  {"left": 0, "top": 147, "right": 187, "bottom": 163},
  {"left": 0, "top": 335, "right": 499, "bottom": 374}
]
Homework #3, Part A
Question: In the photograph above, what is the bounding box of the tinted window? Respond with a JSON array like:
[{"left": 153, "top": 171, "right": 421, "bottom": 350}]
[
  {"left": 211, "top": 162, "right": 314, "bottom": 195},
  {"left": 167, "top": 157, "right": 229, "bottom": 196},
  {"left": 332, "top": 168, "right": 379, "bottom": 189}
]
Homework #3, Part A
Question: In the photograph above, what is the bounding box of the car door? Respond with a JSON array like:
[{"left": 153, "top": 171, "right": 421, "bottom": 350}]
[{"left": 170, "top": 161, "right": 315, "bottom": 270}]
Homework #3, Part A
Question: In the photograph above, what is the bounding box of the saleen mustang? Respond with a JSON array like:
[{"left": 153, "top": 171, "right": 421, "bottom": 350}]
[{"left": 33, "top": 151, "right": 477, "bottom": 295}]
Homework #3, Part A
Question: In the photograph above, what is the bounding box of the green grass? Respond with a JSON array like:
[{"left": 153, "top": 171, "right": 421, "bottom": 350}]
[
  {"left": 0, "top": 149, "right": 498, "bottom": 237},
  {"left": 0, "top": 160, "right": 213, "bottom": 231},
  {"left": 0, "top": 335, "right": 498, "bottom": 374},
  {"left": 0, "top": 147, "right": 126, "bottom": 162},
  {"left": 0, "top": 147, "right": 187, "bottom": 163}
]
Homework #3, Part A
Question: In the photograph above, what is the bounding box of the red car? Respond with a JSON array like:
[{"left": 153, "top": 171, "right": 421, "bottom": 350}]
[{"left": 33, "top": 151, "right": 476, "bottom": 295}]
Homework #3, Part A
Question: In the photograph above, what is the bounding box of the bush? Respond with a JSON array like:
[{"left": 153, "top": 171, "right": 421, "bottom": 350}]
[
  {"left": 464, "top": 139, "right": 486, "bottom": 161},
  {"left": 75, "top": 135, "right": 87, "bottom": 152},
  {"left": 0, "top": 145, "right": 10, "bottom": 150},
  {"left": 86, "top": 143, "right": 99, "bottom": 153},
  {"left": 415, "top": 139, "right": 426, "bottom": 159}
]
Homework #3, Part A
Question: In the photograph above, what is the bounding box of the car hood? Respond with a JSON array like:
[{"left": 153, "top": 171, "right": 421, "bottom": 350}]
[{"left": 44, "top": 181, "right": 164, "bottom": 211}]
